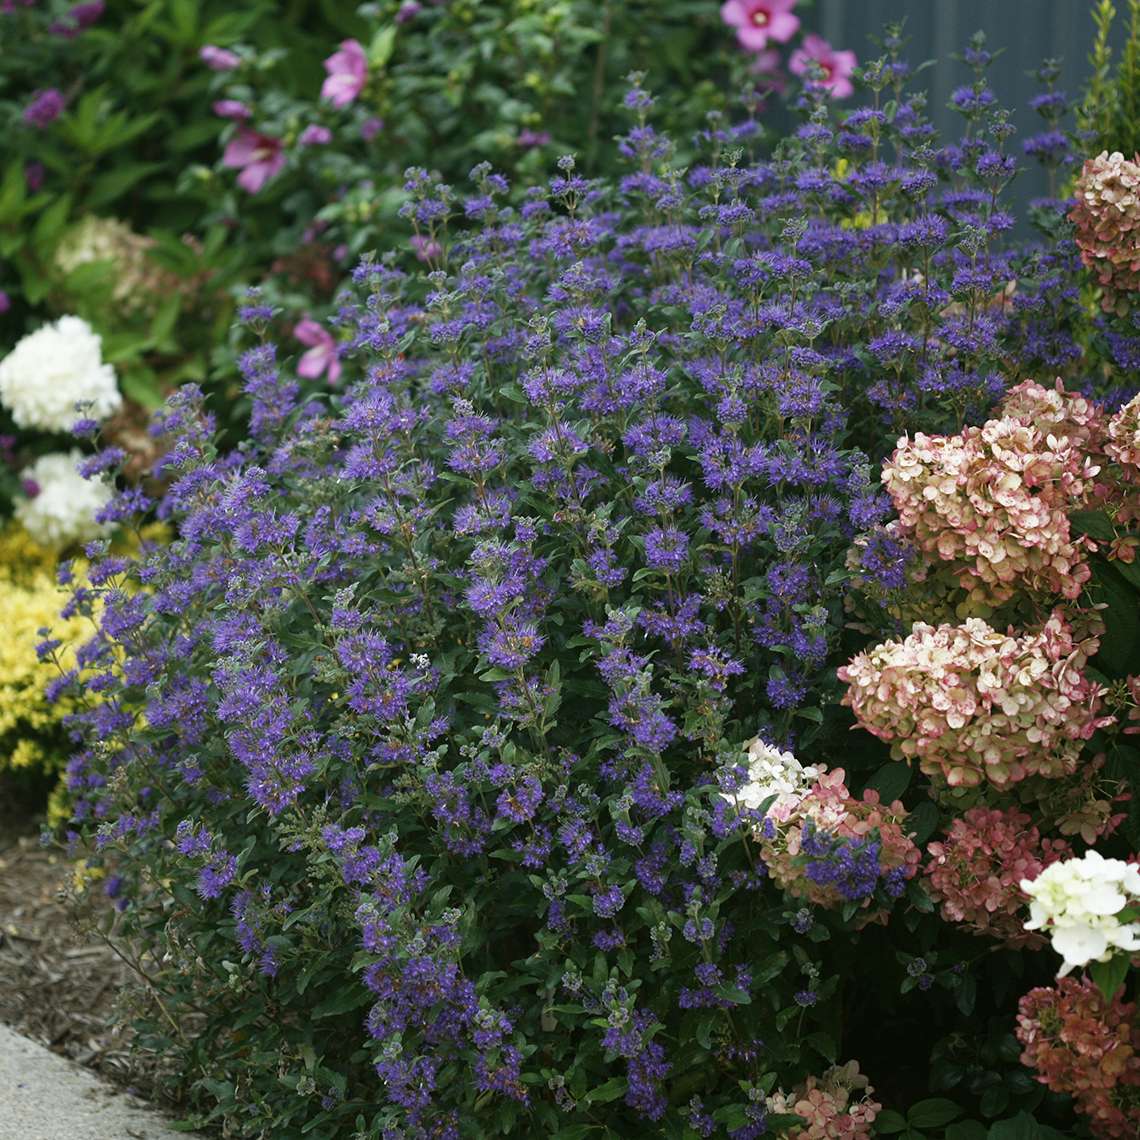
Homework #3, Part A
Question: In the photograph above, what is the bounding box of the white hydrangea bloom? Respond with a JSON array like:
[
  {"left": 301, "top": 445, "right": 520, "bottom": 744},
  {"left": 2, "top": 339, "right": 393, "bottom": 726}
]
[
  {"left": 1022, "top": 850, "right": 1140, "bottom": 976},
  {"left": 54, "top": 217, "right": 166, "bottom": 315},
  {"left": 15, "top": 451, "right": 113, "bottom": 549},
  {"left": 0, "top": 315, "right": 121, "bottom": 433},
  {"left": 725, "top": 737, "right": 821, "bottom": 820}
]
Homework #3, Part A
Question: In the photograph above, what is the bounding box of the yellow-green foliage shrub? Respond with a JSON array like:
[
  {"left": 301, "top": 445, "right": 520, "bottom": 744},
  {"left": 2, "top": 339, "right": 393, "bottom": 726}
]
[{"left": 0, "top": 523, "right": 86, "bottom": 801}]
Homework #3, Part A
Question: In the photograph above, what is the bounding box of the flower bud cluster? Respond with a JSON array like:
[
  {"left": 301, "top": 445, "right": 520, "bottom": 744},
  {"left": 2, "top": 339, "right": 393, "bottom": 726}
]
[
  {"left": 766, "top": 1060, "right": 881, "bottom": 1139},
  {"left": 1017, "top": 977, "right": 1140, "bottom": 1139},
  {"left": 839, "top": 609, "right": 1110, "bottom": 789},
  {"left": 882, "top": 380, "right": 1107, "bottom": 606},
  {"left": 754, "top": 765, "right": 919, "bottom": 915},
  {"left": 1070, "top": 151, "right": 1140, "bottom": 315},
  {"left": 924, "top": 806, "right": 1070, "bottom": 946}
]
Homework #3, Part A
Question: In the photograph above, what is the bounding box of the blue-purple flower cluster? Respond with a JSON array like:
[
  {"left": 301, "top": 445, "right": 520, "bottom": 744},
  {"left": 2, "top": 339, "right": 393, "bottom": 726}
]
[{"left": 52, "top": 43, "right": 1120, "bottom": 1140}]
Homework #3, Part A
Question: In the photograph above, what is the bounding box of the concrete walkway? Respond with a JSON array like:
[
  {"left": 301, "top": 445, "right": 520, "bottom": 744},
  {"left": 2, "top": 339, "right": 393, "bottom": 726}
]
[{"left": 0, "top": 1022, "right": 202, "bottom": 1140}]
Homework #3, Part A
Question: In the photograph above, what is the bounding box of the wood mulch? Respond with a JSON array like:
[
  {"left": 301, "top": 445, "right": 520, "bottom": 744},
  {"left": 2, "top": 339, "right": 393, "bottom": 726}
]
[{"left": 0, "top": 824, "right": 147, "bottom": 1090}]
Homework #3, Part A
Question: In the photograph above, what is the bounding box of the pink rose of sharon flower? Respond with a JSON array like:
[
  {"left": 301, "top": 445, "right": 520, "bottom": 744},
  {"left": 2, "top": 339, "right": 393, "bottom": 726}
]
[
  {"left": 222, "top": 128, "right": 285, "bottom": 194},
  {"left": 321, "top": 39, "right": 367, "bottom": 108},
  {"left": 720, "top": 0, "right": 799, "bottom": 51},
  {"left": 213, "top": 100, "right": 250, "bottom": 121},
  {"left": 299, "top": 124, "right": 332, "bottom": 146},
  {"left": 200, "top": 44, "right": 240, "bottom": 71},
  {"left": 790, "top": 34, "right": 857, "bottom": 98},
  {"left": 294, "top": 319, "right": 341, "bottom": 384}
]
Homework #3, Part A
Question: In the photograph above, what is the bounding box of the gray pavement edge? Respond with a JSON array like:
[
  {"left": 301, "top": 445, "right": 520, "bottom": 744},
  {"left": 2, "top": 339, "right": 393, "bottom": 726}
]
[{"left": 0, "top": 1021, "right": 202, "bottom": 1140}]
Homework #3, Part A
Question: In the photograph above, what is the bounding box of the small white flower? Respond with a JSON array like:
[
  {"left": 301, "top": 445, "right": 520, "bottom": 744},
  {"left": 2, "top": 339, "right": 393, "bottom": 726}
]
[
  {"left": 0, "top": 315, "right": 121, "bottom": 433},
  {"left": 15, "top": 451, "right": 113, "bottom": 549},
  {"left": 725, "top": 737, "right": 821, "bottom": 821}
]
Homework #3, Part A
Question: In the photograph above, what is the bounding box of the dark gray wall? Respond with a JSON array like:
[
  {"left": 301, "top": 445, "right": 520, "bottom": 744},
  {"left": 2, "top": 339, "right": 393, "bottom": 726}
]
[{"left": 810, "top": 1, "right": 1128, "bottom": 207}]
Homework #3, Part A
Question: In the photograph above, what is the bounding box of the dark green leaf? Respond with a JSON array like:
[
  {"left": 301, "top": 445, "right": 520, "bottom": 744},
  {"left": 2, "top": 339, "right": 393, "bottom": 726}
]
[
  {"left": 908, "top": 1098, "right": 963, "bottom": 1129},
  {"left": 1091, "top": 954, "right": 1130, "bottom": 1001},
  {"left": 1070, "top": 510, "right": 1115, "bottom": 541},
  {"left": 987, "top": 1111, "right": 1040, "bottom": 1140},
  {"left": 979, "top": 1086, "right": 1009, "bottom": 1119},
  {"left": 876, "top": 1109, "right": 908, "bottom": 1134},
  {"left": 311, "top": 987, "right": 372, "bottom": 1019},
  {"left": 586, "top": 1077, "right": 626, "bottom": 1104},
  {"left": 946, "top": 1123, "right": 989, "bottom": 1140},
  {"left": 867, "top": 762, "right": 912, "bottom": 803}
]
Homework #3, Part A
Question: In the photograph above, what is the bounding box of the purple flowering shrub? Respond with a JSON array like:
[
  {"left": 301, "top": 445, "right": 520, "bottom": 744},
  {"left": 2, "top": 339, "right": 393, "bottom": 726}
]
[{"left": 54, "top": 47, "right": 1128, "bottom": 1140}]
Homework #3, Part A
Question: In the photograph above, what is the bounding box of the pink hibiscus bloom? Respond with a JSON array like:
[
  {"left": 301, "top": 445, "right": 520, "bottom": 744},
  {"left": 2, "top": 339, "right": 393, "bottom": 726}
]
[
  {"left": 751, "top": 48, "right": 787, "bottom": 94},
  {"left": 294, "top": 319, "right": 341, "bottom": 383},
  {"left": 321, "top": 39, "right": 367, "bottom": 108},
  {"left": 790, "top": 34, "right": 858, "bottom": 99},
  {"left": 222, "top": 128, "right": 285, "bottom": 194},
  {"left": 720, "top": 0, "right": 799, "bottom": 51}
]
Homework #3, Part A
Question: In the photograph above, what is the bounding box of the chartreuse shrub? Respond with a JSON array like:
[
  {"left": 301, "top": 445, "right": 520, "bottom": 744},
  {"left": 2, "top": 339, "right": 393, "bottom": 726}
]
[
  {"left": 0, "top": 516, "right": 164, "bottom": 817},
  {"left": 55, "top": 44, "right": 1133, "bottom": 1140},
  {"left": 1080, "top": 0, "right": 1140, "bottom": 158},
  {"left": 0, "top": 522, "right": 84, "bottom": 800}
]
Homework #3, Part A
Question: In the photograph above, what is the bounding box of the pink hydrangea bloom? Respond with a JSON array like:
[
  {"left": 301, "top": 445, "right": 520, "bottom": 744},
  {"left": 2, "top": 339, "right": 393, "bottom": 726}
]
[
  {"left": 1107, "top": 391, "right": 1140, "bottom": 477},
  {"left": 790, "top": 34, "right": 858, "bottom": 98},
  {"left": 222, "top": 129, "right": 285, "bottom": 194},
  {"left": 294, "top": 319, "right": 341, "bottom": 384},
  {"left": 1018, "top": 977, "right": 1140, "bottom": 1139},
  {"left": 767, "top": 1061, "right": 881, "bottom": 1139},
  {"left": 839, "top": 609, "right": 1112, "bottom": 789},
  {"left": 925, "top": 807, "right": 1071, "bottom": 946},
  {"left": 1050, "top": 752, "right": 1129, "bottom": 845},
  {"left": 200, "top": 44, "right": 240, "bottom": 71},
  {"left": 1070, "top": 151, "right": 1140, "bottom": 314},
  {"left": 756, "top": 766, "right": 919, "bottom": 917},
  {"left": 720, "top": 0, "right": 799, "bottom": 51},
  {"left": 882, "top": 379, "right": 1108, "bottom": 606},
  {"left": 321, "top": 39, "right": 368, "bottom": 108}
]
